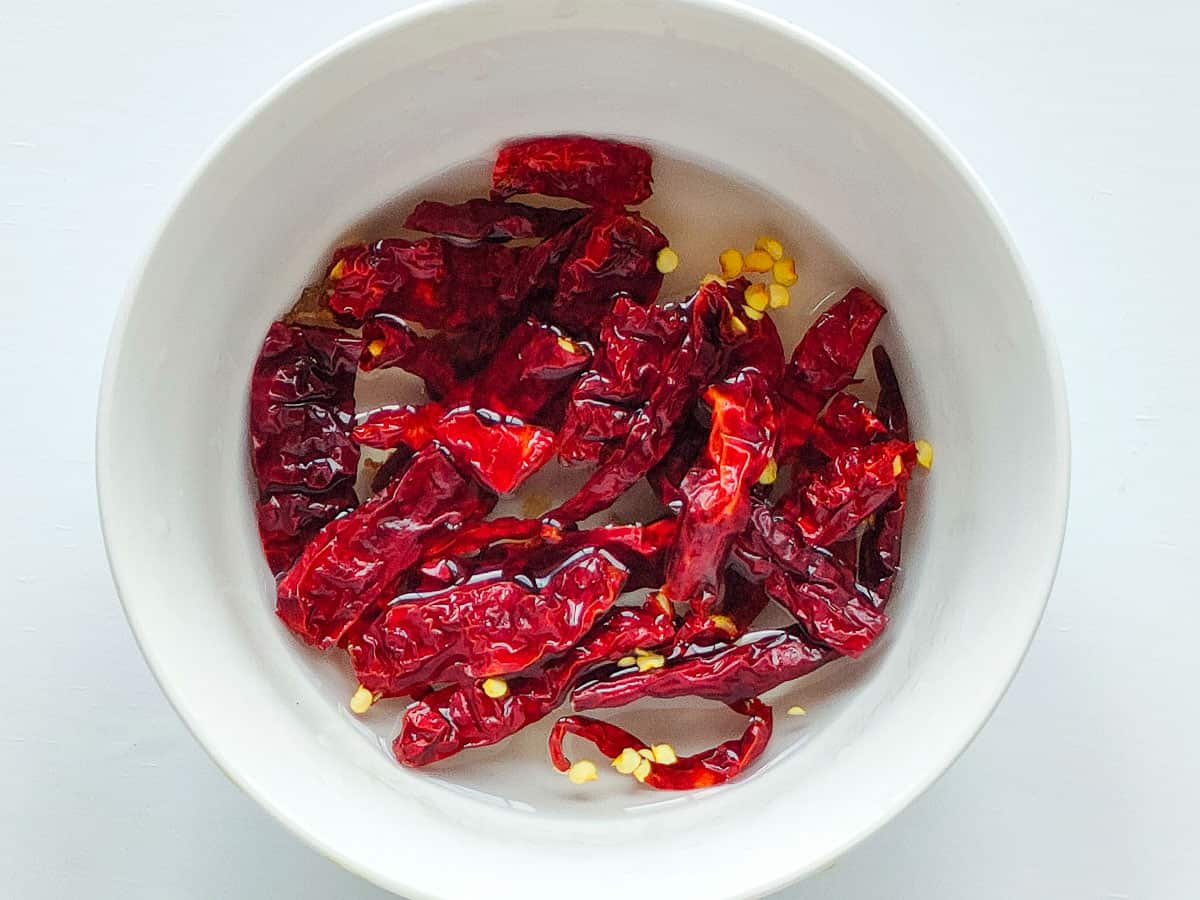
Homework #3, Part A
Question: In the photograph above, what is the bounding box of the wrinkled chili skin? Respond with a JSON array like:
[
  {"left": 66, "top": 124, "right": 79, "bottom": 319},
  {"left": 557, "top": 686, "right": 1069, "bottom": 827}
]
[
  {"left": 328, "top": 240, "right": 522, "bottom": 328},
  {"left": 733, "top": 502, "right": 886, "bottom": 656},
  {"left": 858, "top": 346, "right": 911, "bottom": 601},
  {"left": 810, "top": 391, "right": 889, "bottom": 458},
  {"left": 571, "top": 626, "right": 836, "bottom": 710},
  {"left": 350, "top": 548, "right": 630, "bottom": 695},
  {"left": 548, "top": 284, "right": 725, "bottom": 523},
  {"left": 276, "top": 446, "right": 491, "bottom": 649},
  {"left": 776, "top": 287, "right": 886, "bottom": 459},
  {"left": 664, "top": 371, "right": 776, "bottom": 614},
  {"left": 559, "top": 298, "right": 687, "bottom": 464},
  {"left": 549, "top": 211, "right": 668, "bottom": 333},
  {"left": 673, "top": 572, "right": 769, "bottom": 649},
  {"left": 255, "top": 485, "right": 356, "bottom": 577},
  {"left": 434, "top": 409, "right": 558, "bottom": 494},
  {"left": 394, "top": 604, "right": 673, "bottom": 766},
  {"left": 785, "top": 438, "right": 915, "bottom": 546},
  {"left": 549, "top": 697, "right": 772, "bottom": 790},
  {"left": 404, "top": 199, "right": 587, "bottom": 243},
  {"left": 250, "top": 322, "right": 360, "bottom": 494},
  {"left": 353, "top": 403, "right": 445, "bottom": 451},
  {"left": 491, "top": 136, "right": 654, "bottom": 207}
]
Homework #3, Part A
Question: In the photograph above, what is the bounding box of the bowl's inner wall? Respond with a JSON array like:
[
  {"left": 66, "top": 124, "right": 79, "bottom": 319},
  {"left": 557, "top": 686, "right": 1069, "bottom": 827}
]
[{"left": 100, "top": 3, "right": 1064, "bottom": 896}]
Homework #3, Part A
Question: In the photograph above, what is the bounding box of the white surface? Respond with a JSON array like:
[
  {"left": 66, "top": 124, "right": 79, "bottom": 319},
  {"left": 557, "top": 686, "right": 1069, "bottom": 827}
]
[
  {"left": 1, "top": 0, "right": 1195, "bottom": 897},
  {"left": 94, "top": 3, "right": 1068, "bottom": 897}
]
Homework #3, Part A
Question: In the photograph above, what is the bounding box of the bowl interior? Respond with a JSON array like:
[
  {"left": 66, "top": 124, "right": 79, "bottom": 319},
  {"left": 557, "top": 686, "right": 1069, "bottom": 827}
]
[{"left": 99, "top": 2, "right": 1067, "bottom": 898}]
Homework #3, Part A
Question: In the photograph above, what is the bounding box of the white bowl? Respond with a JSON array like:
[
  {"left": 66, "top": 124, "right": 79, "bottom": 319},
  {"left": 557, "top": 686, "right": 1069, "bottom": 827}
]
[{"left": 97, "top": 1, "right": 1070, "bottom": 897}]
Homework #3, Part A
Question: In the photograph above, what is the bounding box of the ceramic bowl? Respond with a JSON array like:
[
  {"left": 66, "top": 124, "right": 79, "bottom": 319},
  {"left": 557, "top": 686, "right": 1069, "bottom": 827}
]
[{"left": 98, "top": 1, "right": 1070, "bottom": 897}]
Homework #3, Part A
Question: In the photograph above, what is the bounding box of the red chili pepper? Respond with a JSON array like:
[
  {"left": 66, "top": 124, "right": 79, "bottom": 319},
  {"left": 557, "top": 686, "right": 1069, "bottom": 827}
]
[
  {"left": 328, "top": 240, "right": 522, "bottom": 327},
  {"left": 810, "top": 391, "right": 889, "bottom": 458},
  {"left": 663, "top": 370, "right": 776, "bottom": 614},
  {"left": 548, "top": 697, "right": 772, "bottom": 790},
  {"left": 647, "top": 415, "right": 709, "bottom": 510},
  {"left": 434, "top": 409, "right": 557, "bottom": 495},
  {"left": 548, "top": 282, "right": 726, "bottom": 523},
  {"left": 255, "top": 485, "right": 357, "bottom": 577},
  {"left": 733, "top": 502, "right": 885, "bottom": 656},
  {"left": 404, "top": 199, "right": 587, "bottom": 243},
  {"left": 672, "top": 572, "right": 770, "bottom": 649},
  {"left": 858, "top": 347, "right": 911, "bottom": 601},
  {"left": 491, "top": 136, "right": 654, "bottom": 207},
  {"left": 250, "top": 322, "right": 360, "bottom": 494},
  {"left": 420, "top": 516, "right": 554, "bottom": 562},
  {"left": 502, "top": 212, "right": 596, "bottom": 312},
  {"left": 783, "top": 438, "right": 916, "bottom": 546},
  {"left": 352, "top": 402, "right": 446, "bottom": 451},
  {"left": 548, "top": 211, "right": 668, "bottom": 333},
  {"left": 394, "top": 603, "right": 674, "bottom": 766},
  {"left": 276, "top": 445, "right": 492, "bottom": 648},
  {"left": 351, "top": 548, "right": 630, "bottom": 695},
  {"left": 359, "top": 314, "right": 475, "bottom": 399},
  {"left": 776, "top": 288, "right": 886, "bottom": 459},
  {"left": 571, "top": 626, "right": 836, "bottom": 711}
]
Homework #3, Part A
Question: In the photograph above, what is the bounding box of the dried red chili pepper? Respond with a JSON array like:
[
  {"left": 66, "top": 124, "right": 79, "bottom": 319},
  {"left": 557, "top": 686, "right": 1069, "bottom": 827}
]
[
  {"left": 776, "top": 287, "right": 886, "bottom": 459},
  {"left": 548, "top": 697, "right": 772, "bottom": 790},
  {"left": 491, "top": 136, "right": 654, "bottom": 207},
  {"left": 733, "top": 501, "right": 885, "bottom": 656},
  {"left": 352, "top": 402, "right": 445, "bottom": 451},
  {"left": 250, "top": 322, "right": 360, "bottom": 494},
  {"left": 673, "top": 572, "right": 769, "bottom": 649},
  {"left": 663, "top": 370, "right": 776, "bottom": 614},
  {"left": 435, "top": 409, "right": 557, "bottom": 494},
  {"left": 420, "top": 516, "right": 553, "bottom": 562},
  {"left": 404, "top": 199, "right": 587, "bottom": 243},
  {"left": 858, "top": 346, "right": 911, "bottom": 601},
  {"left": 548, "top": 211, "right": 668, "bottom": 333},
  {"left": 647, "top": 414, "right": 709, "bottom": 510},
  {"left": 276, "top": 446, "right": 491, "bottom": 648},
  {"left": 572, "top": 625, "right": 836, "bottom": 711},
  {"left": 810, "top": 391, "right": 889, "bottom": 458},
  {"left": 502, "top": 212, "right": 595, "bottom": 312},
  {"left": 549, "top": 283, "right": 725, "bottom": 523},
  {"left": 359, "top": 315, "right": 463, "bottom": 399},
  {"left": 255, "top": 485, "right": 357, "bottom": 577},
  {"left": 559, "top": 297, "right": 687, "bottom": 463},
  {"left": 394, "top": 603, "right": 674, "bottom": 766},
  {"left": 351, "top": 548, "right": 630, "bottom": 695},
  {"left": 328, "top": 239, "right": 522, "bottom": 328},
  {"left": 783, "top": 438, "right": 915, "bottom": 546}
]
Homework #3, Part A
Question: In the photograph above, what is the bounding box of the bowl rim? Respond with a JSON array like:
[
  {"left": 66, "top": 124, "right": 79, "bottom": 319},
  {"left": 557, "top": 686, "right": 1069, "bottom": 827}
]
[{"left": 97, "top": 0, "right": 1071, "bottom": 895}]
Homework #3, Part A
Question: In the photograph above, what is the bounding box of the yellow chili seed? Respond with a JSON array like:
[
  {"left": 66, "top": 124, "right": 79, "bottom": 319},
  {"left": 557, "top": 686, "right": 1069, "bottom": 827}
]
[
  {"left": 719, "top": 248, "right": 744, "bottom": 279},
  {"left": 557, "top": 336, "right": 576, "bottom": 353},
  {"left": 758, "top": 458, "right": 778, "bottom": 485},
  {"left": 566, "top": 759, "right": 599, "bottom": 784},
  {"left": 755, "top": 236, "right": 784, "bottom": 261},
  {"left": 655, "top": 247, "right": 680, "bottom": 274},
  {"left": 700, "top": 272, "right": 727, "bottom": 286},
  {"left": 328, "top": 259, "right": 347, "bottom": 280},
  {"left": 742, "top": 305, "right": 765, "bottom": 321},
  {"left": 481, "top": 677, "right": 508, "bottom": 699},
  {"left": 613, "top": 747, "right": 642, "bottom": 774},
  {"left": 636, "top": 652, "right": 666, "bottom": 672},
  {"left": 366, "top": 339, "right": 385, "bottom": 358},
  {"left": 651, "top": 744, "right": 678, "bottom": 765},
  {"left": 772, "top": 257, "right": 798, "bottom": 287},
  {"left": 618, "top": 656, "right": 637, "bottom": 668},
  {"left": 787, "top": 705, "right": 807, "bottom": 716},
  {"left": 632, "top": 758, "right": 653, "bottom": 782},
  {"left": 893, "top": 455, "right": 904, "bottom": 476},
  {"left": 915, "top": 439, "right": 934, "bottom": 469},
  {"left": 638, "top": 748, "right": 656, "bottom": 760},
  {"left": 349, "top": 685, "right": 375, "bottom": 715},
  {"left": 744, "top": 282, "right": 769, "bottom": 311},
  {"left": 743, "top": 249, "right": 773, "bottom": 273},
  {"left": 767, "top": 283, "right": 790, "bottom": 309},
  {"left": 729, "top": 316, "right": 748, "bottom": 335}
]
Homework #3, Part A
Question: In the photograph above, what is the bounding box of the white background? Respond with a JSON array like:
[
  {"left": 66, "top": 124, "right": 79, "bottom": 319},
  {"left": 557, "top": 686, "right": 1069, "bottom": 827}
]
[{"left": 2, "top": 0, "right": 1197, "bottom": 897}]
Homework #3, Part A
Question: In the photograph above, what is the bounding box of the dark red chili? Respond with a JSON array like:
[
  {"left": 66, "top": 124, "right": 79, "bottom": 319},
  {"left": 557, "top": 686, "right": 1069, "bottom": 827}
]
[
  {"left": 404, "top": 198, "right": 587, "bottom": 243},
  {"left": 491, "top": 135, "right": 654, "bottom": 207}
]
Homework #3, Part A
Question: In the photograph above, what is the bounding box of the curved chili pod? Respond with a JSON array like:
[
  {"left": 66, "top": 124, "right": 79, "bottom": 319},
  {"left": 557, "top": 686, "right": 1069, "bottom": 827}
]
[
  {"left": 810, "top": 392, "right": 889, "bottom": 459},
  {"left": 663, "top": 370, "right": 776, "bottom": 614},
  {"left": 548, "top": 697, "right": 772, "bottom": 790},
  {"left": 491, "top": 136, "right": 653, "bottom": 207},
  {"left": 351, "top": 548, "right": 630, "bottom": 695},
  {"left": 404, "top": 199, "right": 587, "bottom": 243},
  {"left": 255, "top": 485, "right": 357, "bottom": 577},
  {"left": 276, "top": 445, "right": 491, "bottom": 648},
  {"left": 571, "top": 626, "right": 836, "bottom": 710},
  {"left": 776, "top": 287, "right": 886, "bottom": 459},
  {"left": 435, "top": 409, "right": 558, "bottom": 495},
  {"left": 394, "top": 604, "right": 674, "bottom": 766}
]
